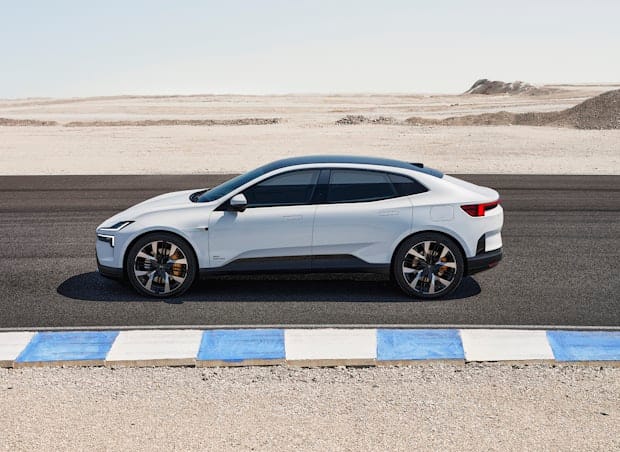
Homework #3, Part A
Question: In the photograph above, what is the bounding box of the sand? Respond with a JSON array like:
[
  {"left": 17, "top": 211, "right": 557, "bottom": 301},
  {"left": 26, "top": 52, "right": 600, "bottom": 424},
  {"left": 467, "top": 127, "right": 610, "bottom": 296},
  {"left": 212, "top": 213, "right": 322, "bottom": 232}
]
[
  {"left": 1, "top": 84, "right": 619, "bottom": 175},
  {"left": 1, "top": 364, "right": 618, "bottom": 451}
]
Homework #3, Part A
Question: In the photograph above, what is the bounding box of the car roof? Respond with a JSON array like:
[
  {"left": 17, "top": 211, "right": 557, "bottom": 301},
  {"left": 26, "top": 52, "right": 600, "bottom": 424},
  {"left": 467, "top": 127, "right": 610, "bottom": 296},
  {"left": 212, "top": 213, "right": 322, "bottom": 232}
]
[{"left": 266, "top": 155, "right": 443, "bottom": 178}]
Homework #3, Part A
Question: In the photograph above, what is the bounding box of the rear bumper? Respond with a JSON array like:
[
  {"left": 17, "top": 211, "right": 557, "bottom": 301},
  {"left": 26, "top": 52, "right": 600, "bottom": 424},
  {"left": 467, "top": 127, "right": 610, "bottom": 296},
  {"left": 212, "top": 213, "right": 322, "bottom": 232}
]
[
  {"left": 466, "top": 248, "right": 502, "bottom": 276},
  {"left": 97, "top": 257, "right": 124, "bottom": 280}
]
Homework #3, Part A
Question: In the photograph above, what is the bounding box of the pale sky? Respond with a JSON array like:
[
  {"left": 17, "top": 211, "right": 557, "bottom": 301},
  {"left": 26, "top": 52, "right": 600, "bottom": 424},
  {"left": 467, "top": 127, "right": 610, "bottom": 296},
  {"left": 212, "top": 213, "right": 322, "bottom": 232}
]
[{"left": 1, "top": 0, "right": 619, "bottom": 98}]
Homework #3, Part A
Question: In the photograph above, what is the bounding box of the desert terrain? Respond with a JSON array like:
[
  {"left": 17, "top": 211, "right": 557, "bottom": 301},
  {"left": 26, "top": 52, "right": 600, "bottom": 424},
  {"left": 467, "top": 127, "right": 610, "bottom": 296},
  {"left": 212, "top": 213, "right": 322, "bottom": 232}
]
[{"left": 0, "top": 83, "right": 619, "bottom": 175}]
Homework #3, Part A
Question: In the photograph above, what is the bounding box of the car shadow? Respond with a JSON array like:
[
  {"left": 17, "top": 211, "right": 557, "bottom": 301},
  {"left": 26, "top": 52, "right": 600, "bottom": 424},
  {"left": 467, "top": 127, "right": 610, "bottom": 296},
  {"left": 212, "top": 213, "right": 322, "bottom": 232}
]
[{"left": 57, "top": 272, "right": 481, "bottom": 303}]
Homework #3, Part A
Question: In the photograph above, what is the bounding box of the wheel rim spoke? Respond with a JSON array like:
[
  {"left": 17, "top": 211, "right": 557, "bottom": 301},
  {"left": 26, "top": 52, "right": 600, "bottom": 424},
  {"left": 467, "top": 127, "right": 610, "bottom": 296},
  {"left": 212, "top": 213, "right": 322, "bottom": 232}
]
[
  {"left": 402, "top": 266, "right": 421, "bottom": 274},
  {"left": 407, "top": 249, "right": 426, "bottom": 261},
  {"left": 144, "top": 271, "right": 156, "bottom": 291},
  {"left": 137, "top": 251, "right": 156, "bottom": 262},
  {"left": 409, "top": 270, "right": 423, "bottom": 289},
  {"left": 149, "top": 241, "right": 160, "bottom": 257},
  {"left": 163, "top": 273, "right": 171, "bottom": 293},
  {"left": 428, "top": 274, "right": 436, "bottom": 294},
  {"left": 439, "top": 245, "right": 449, "bottom": 259}
]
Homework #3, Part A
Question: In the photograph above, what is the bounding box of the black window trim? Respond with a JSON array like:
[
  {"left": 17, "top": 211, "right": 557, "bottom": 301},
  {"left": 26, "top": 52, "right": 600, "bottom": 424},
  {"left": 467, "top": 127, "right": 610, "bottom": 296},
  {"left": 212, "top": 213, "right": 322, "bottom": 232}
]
[{"left": 214, "top": 166, "right": 428, "bottom": 211}]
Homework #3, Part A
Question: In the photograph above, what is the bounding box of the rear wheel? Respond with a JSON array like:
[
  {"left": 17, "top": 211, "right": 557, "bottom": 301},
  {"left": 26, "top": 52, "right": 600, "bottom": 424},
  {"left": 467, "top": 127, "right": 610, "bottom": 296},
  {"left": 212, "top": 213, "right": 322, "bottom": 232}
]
[
  {"left": 126, "top": 232, "right": 197, "bottom": 298},
  {"left": 393, "top": 232, "right": 464, "bottom": 300}
]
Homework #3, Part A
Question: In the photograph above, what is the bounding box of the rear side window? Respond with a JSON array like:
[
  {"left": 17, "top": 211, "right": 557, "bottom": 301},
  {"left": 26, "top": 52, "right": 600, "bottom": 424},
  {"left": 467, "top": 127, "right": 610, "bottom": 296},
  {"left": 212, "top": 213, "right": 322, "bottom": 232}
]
[
  {"left": 388, "top": 173, "right": 428, "bottom": 196},
  {"left": 327, "top": 170, "right": 427, "bottom": 203},
  {"left": 327, "top": 170, "right": 396, "bottom": 203},
  {"left": 243, "top": 170, "right": 319, "bottom": 207}
]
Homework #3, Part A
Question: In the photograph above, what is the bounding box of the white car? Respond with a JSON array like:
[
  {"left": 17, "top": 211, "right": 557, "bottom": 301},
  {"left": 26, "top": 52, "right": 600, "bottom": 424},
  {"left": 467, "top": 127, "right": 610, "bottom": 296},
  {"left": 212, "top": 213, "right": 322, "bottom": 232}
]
[{"left": 96, "top": 156, "right": 503, "bottom": 299}]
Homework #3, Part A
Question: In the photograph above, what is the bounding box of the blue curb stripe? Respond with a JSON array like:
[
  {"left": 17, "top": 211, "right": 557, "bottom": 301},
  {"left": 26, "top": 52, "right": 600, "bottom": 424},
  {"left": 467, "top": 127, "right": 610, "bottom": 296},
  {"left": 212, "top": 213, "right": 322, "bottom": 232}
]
[
  {"left": 15, "top": 331, "right": 119, "bottom": 363},
  {"left": 198, "top": 329, "right": 285, "bottom": 362},
  {"left": 377, "top": 329, "right": 464, "bottom": 361},
  {"left": 547, "top": 331, "right": 620, "bottom": 361}
]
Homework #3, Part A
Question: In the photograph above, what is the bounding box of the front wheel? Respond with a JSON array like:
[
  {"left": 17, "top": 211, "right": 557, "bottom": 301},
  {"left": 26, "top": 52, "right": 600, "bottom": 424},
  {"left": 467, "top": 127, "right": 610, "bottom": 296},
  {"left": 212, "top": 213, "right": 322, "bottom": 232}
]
[
  {"left": 392, "top": 233, "right": 464, "bottom": 300},
  {"left": 126, "top": 232, "right": 197, "bottom": 298}
]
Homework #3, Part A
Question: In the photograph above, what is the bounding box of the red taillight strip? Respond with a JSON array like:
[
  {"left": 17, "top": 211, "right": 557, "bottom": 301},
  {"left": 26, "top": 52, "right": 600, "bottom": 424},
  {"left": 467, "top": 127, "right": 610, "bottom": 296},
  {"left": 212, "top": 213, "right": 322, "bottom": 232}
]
[{"left": 461, "top": 199, "right": 500, "bottom": 217}]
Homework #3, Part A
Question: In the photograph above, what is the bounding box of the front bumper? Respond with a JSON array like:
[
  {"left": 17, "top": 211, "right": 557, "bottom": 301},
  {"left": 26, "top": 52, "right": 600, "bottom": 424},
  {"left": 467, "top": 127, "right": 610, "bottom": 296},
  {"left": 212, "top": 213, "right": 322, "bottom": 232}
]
[
  {"left": 97, "top": 256, "right": 124, "bottom": 280},
  {"left": 466, "top": 248, "right": 502, "bottom": 276}
]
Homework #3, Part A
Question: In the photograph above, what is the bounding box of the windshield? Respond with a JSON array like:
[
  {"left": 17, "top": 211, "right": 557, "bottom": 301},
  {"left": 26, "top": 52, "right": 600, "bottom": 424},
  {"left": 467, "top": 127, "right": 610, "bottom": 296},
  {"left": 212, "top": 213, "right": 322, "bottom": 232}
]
[{"left": 197, "top": 161, "right": 281, "bottom": 202}]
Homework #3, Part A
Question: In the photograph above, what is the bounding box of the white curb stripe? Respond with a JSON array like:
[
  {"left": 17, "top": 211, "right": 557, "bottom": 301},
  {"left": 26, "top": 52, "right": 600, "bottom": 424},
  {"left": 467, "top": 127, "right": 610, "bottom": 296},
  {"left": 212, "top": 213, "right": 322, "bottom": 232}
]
[
  {"left": 285, "top": 328, "right": 376, "bottom": 360},
  {"left": 0, "top": 332, "right": 35, "bottom": 364},
  {"left": 460, "top": 329, "right": 554, "bottom": 361},
  {"left": 105, "top": 330, "right": 203, "bottom": 363}
]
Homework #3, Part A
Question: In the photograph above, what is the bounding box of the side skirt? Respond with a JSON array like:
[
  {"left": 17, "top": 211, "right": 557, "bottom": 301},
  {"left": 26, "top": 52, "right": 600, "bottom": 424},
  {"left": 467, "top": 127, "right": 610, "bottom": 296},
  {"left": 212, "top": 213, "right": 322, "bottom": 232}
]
[{"left": 199, "top": 254, "right": 390, "bottom": 278}]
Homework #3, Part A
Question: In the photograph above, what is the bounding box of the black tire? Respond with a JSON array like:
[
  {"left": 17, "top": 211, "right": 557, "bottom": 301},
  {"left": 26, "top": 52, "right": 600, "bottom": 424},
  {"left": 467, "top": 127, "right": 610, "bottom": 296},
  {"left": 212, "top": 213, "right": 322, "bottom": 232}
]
[
  {"left": 126, "top": 232, "right": 197, "bottom": 298},
  {"left": 392, "top": 232, "right": 465, "bottom": 300}
]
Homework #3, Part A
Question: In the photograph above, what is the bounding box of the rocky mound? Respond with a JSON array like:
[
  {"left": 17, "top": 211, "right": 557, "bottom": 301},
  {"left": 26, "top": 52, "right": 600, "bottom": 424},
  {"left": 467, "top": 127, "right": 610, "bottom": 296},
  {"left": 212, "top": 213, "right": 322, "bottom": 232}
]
[
  {"left": 464, "top": 79, "right": 550, "bottom": 95},
  {"left": 0, "top": 118, "right": 58, "bottom": 126},
  {"left": 546, "top": 89, "right": 620, "bottom": 129},
  {"left": 404, "top": 90, "right": 620, "bottom": 129},
  {"left": 335, "top": 115, "right": 398, "bottom": 125}
]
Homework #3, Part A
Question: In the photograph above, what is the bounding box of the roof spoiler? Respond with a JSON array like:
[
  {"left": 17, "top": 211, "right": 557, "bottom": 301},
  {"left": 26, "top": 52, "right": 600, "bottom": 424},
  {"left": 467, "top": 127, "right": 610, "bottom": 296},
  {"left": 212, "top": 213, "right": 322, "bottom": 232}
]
[{"left": 410, "top": 162, "right": 424, "bottom": 168}]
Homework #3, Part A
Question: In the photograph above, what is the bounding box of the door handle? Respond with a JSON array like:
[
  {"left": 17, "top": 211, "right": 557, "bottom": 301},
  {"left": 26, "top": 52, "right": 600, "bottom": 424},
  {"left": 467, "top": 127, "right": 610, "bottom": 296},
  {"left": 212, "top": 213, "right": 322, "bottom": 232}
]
[
  {"left": 282, "top": 215, "right": 303, "bottom": 221},
  {"left": 379, "top": 209, "right": 399, "bottom": 216}
]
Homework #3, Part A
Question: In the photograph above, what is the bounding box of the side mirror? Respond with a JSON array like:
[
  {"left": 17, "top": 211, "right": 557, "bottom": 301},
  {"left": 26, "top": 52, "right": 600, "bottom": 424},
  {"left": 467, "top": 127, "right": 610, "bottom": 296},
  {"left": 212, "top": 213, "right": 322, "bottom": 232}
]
[{"left": 229, "top": 193, "right": 247, "bottom": 212}]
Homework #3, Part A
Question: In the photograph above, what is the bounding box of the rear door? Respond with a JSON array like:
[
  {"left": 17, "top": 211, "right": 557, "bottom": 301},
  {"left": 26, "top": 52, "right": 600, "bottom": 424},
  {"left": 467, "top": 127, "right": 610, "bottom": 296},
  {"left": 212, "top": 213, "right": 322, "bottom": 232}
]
[
  {"left": 207, "top": 169, "right": 319, "bottom": 270},
  {"left": 312, "top": 169, "right": 418, "bottom": 266}
]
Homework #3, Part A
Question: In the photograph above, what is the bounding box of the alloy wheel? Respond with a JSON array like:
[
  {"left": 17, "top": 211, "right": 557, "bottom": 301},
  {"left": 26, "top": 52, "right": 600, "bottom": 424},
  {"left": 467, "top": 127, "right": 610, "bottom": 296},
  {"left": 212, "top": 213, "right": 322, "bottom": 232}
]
[
  {"left": 133, "top": 240, "right": 189, "bottom": 295},
  {"left": 401, "top": 240, "right": 458, "bottom": 296}
]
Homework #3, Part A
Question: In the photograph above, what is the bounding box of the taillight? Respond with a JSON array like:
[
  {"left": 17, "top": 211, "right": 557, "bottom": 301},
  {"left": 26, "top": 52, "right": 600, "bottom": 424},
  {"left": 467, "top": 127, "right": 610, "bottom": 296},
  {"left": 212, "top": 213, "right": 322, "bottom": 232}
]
[{"left": 461, "top": 199, "right": 500, "bottom": 217}]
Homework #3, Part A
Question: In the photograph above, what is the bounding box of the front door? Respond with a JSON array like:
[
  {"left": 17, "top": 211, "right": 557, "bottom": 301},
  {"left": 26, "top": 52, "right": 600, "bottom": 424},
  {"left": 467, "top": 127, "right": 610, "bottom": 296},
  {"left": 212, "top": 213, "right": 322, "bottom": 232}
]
[{"left": 207, "top": 169, "right": 320, "bottom": 271}]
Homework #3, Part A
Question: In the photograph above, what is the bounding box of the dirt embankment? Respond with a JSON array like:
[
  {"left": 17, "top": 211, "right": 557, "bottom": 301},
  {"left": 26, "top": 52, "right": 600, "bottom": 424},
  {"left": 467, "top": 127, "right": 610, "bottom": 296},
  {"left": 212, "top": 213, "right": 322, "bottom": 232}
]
[
  {"left": 336, "top": 90, "right": 620, "bottom": 130},
  {"left": 405, "top": 90, "right": 620, "bottom": 129},
  {"left": 0, "top": 118, "right": 281, "bottom": 127}
]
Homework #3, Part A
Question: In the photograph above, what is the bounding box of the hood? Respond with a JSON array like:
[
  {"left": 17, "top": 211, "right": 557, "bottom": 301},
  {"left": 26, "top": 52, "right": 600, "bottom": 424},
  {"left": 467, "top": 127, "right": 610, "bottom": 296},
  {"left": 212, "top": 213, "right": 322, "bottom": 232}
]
[{"left": 97, "top": 188, "right": 207, "bottom": 229}]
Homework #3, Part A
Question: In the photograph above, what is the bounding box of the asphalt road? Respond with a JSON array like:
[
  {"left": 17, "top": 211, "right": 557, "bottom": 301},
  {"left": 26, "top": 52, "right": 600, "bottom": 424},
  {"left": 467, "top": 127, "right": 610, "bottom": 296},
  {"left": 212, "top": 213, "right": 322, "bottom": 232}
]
[{"left": 1, "top": 174, "right": 619, "bottom": 329}]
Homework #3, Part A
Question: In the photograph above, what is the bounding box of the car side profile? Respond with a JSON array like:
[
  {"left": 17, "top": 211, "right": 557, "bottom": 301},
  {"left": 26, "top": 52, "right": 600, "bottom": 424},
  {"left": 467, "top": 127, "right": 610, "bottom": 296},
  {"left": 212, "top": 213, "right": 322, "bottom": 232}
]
[{"left": 96, "top": 155, "right": 503, "bottom": 299}]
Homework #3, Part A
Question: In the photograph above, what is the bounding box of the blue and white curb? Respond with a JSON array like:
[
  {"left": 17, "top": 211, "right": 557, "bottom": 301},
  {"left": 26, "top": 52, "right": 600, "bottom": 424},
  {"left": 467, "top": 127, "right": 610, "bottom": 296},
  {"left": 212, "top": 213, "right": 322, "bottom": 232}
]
[{"left": 1, "top": 329, "right": 619, "bottom": 368}]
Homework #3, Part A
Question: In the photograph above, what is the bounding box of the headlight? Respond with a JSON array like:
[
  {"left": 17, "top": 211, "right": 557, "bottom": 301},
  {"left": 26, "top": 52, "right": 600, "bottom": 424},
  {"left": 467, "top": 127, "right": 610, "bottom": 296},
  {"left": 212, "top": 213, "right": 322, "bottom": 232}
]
[
  {"left": 97, "top": 234, "right": 115, "bottom": 247},
  {"left": 99, "top": 221, "right": 134, "bottom": 232}
]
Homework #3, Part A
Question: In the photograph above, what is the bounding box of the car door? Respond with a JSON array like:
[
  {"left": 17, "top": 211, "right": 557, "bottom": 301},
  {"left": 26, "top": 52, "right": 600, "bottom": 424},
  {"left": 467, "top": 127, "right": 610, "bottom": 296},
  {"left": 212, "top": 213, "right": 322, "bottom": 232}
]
[
  {"left": 207, "top": 169, "right": 320, "bottom": 270},
  {"left": 312, "top": 169, "right": 418, "bottom": 267}
]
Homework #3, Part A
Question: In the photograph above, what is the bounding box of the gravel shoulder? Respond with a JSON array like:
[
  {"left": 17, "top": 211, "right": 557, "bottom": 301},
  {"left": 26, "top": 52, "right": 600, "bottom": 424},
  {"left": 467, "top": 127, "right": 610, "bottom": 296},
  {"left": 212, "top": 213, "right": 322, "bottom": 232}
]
[{"left": 1, "top": 364, "right": 618, "bottom": 451}]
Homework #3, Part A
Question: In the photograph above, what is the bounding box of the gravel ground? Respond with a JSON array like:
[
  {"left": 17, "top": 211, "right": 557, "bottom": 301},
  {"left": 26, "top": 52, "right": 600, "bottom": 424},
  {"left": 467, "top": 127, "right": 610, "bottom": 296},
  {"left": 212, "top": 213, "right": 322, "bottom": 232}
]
[{"left": 1, "top": 364, "right": 618, "bottom": 451}]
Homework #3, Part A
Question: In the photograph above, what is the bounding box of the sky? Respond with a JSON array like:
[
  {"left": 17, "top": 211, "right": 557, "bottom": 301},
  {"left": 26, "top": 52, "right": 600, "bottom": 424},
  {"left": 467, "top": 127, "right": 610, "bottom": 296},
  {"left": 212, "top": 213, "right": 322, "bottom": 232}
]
[{"left": 1, "top": 0, "right": 619, "bottom": 98}]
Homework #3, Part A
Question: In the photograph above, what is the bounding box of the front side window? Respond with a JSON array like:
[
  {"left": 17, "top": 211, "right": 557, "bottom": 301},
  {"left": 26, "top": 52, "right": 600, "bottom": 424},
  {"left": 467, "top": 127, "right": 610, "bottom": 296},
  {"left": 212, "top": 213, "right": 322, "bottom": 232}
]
[{"left": 243, "top": 170, "right": 320, "bottom": 207}]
